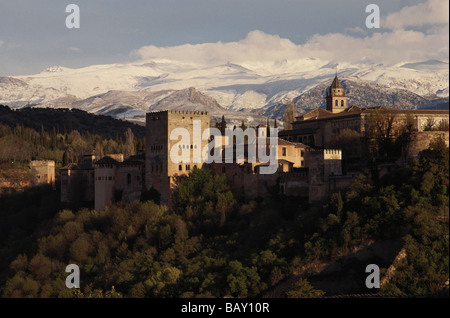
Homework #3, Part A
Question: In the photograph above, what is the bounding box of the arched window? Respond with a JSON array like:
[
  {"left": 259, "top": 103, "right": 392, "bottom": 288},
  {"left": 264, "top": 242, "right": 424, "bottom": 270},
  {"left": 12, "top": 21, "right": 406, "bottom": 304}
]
[
  {"left": 341, "top": 100, "right": 344, "bottom": 106},
  {"left": 127, "top": 173, "right": 131, "bottom": 185},
  {"left": 335, "top": 100, "right": 338, "bottom": 106}
]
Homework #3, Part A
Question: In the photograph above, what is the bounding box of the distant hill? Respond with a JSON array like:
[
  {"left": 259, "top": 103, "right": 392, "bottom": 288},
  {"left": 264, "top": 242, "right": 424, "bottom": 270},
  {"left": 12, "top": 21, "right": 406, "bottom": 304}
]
[{"left": 0, "top": 105, "right": 145, "bottom": 139}]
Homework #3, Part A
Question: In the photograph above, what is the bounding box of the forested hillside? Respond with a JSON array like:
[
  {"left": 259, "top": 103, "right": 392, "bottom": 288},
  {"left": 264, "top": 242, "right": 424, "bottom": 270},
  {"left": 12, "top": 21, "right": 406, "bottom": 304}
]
[
  {"left": 0, "top": 138, "right": 447, "bottom": 298},
  {"left": 0, "top": 105, "right": 145, "bottom": 173},
  {"left": 0, "top": 105, "right": 145, "bottom": 139}
]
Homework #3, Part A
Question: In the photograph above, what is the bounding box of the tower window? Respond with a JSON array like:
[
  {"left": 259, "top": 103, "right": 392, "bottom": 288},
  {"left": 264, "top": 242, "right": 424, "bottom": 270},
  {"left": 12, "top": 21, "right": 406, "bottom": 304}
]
[
  {"left": 341, "top": 100, "right": 344, "bottom": 106},
  {"left": 179, "top": 165, "right": 182, "bottom": 171},
  {"left": 335, "top": 100, "right": 338, "bottom": 106}
]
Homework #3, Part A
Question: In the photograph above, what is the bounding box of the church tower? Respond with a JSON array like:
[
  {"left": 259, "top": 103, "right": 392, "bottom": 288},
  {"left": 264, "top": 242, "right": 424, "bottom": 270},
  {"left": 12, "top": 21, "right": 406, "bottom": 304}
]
[{"left": 326, "top": 75, "right": 347, "bottom": 113}]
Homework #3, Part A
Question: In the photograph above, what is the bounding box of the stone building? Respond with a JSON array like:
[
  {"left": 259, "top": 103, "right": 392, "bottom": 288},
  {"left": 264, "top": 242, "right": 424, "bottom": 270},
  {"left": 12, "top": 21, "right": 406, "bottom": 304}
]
[
  {"left": 94, "top": 154, "right": 144, "bottom": 211},
  {"left": 60, "top": 162, "right": 95, "bottom": 204},
  {"left": 279, "top": 76, "right": 449, "bottom": 152},
  {"left": 145, "top": 110, "right": 210, "bottom": 204},
  {"left": 29, "top": 160, "right": 55, "bottom": 187},
  {"left": 60, "top": 153, "right": 144, "bottom": 210},
  {"left": 304, "top": 149, "right": 345, "bottom": 202},
  {"left": 209, "top": 137, "right": 313, "bottom": 199}
]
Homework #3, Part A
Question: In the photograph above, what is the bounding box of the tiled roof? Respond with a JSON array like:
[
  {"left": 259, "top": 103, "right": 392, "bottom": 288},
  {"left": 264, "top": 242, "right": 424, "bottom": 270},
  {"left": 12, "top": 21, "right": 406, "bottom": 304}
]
[
  {"left": 279, "top": 128, "right": 319, "bottom": 136},
  {"left": 94, "top": 156, "right": 120, "bottom": 165},
  {"left": 330, "top": 75, "right": 343, "bottom": 89},
  {"left": 60, "top": 163, "right": 93, "bottom": 170}
]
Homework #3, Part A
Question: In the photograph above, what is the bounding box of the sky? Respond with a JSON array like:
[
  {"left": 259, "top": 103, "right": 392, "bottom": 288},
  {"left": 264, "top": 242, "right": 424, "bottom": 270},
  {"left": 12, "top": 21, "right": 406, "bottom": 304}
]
[{"left": 0, "top": 0, "right": 448, "bottom": 76}]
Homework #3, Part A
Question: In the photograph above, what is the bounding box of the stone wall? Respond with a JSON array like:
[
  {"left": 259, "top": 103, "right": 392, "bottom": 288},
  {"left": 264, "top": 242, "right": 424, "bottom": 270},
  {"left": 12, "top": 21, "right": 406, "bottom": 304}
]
[
  {"left": 405, "top": 131, "right": 449, "bottom": 160},
  {"left": 29, "top": 160, "right": 55, "bottom": 187}
]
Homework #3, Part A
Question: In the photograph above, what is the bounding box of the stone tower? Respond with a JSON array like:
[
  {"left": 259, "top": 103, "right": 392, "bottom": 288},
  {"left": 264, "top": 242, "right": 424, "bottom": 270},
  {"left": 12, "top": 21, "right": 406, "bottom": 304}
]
[
  {"left": 145, "top": 110, "right": 210, "bottom": 204},
  {"left": 326, "top": 75, "right": 348, "bottom": 113},
  {"left": 30, "top": 160, "right": 55, "bottom": 187}
]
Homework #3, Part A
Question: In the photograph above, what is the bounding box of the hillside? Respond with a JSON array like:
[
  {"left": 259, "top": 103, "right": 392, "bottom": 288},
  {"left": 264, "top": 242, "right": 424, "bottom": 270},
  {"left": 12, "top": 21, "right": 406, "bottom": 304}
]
[
  {"left": 0, "top": 105, "right": 145, "bottom": 140},
  {"left": 0, "top": 139, "right": 448, "bottom": 298}
]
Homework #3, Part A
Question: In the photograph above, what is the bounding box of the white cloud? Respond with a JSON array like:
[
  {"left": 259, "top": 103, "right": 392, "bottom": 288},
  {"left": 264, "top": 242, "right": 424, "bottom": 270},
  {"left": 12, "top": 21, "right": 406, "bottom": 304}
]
[
  {"left": 133, "top": 30, "right": 302, "bottom": 66},
  {"left": 382, "top": 0, "right": 449, "bottom": 30},
  {"left": 131, "top": 0, "right": 449, "bottom": 68}
]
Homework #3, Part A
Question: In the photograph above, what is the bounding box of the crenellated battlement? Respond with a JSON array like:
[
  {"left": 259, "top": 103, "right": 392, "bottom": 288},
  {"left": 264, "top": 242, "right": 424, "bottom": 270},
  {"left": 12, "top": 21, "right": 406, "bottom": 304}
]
[
  {"left": 146, "top": 110, "right": 209, "bottom": 121},
  {"left": 306, "top": 149, "right": 342, "bottom": 156},
  {"left": 323, "top": 149, "right": 342, "bottom": 155}
]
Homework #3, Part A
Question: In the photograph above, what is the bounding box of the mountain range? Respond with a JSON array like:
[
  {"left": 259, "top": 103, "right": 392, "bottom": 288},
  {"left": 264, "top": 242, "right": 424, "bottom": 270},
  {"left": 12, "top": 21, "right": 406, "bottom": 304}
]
[{"left": 0, "top": 58, "right": 448, "bottom": 127}]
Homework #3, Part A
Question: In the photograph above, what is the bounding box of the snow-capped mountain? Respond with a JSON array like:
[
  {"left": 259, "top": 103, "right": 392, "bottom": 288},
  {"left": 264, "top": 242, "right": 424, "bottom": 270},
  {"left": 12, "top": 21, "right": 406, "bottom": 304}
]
[{"left": 0, "top": 58, "right": 448, "bottom": 126}]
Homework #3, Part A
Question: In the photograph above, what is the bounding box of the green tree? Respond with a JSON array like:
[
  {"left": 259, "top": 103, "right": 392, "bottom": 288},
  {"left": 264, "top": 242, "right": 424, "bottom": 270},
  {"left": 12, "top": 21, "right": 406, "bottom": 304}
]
[{"left": 285, "top": 278, "right": 325, "bottom": 298}]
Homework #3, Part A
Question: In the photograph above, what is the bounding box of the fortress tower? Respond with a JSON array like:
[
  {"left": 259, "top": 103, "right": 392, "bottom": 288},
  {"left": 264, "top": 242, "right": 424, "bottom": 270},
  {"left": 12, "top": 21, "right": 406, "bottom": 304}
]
[
  {"left": 326, "top": 75, "right": 348, "bottom": 113},
  {"left": 145, "top": 110, "right": 210, "bottom": 203}
]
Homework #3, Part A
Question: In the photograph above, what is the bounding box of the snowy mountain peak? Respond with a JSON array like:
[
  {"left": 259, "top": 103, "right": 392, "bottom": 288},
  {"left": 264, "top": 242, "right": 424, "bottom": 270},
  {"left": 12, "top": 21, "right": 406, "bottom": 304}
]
[
  {"left": 41, "top": 65, "right": 68, "bottom": 73},
  {"left": 0, "top": 58, "right": 447, "bottom": 125}
]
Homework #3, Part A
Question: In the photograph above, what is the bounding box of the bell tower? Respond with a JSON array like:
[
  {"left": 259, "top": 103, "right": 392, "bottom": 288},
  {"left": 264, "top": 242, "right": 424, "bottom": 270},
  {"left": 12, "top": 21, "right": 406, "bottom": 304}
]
[{"left": 326, "top": 75, "right": 347, "bottom": 113}]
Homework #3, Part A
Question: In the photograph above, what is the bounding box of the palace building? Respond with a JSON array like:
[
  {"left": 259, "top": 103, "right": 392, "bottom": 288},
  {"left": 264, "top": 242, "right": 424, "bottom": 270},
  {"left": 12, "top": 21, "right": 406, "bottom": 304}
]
[
  {"left": 60, "top": 76, "right": 449, "bottom": 210},
  {"left": 279, "top": 76, "right": 449, "bottom": 152}
]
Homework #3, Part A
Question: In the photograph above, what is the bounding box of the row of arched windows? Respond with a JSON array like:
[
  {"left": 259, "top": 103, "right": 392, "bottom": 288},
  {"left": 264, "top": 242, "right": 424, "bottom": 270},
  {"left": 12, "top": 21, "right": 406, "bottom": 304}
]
[{"left": 335, "top": 100, "right": 345, "bottom": 107}]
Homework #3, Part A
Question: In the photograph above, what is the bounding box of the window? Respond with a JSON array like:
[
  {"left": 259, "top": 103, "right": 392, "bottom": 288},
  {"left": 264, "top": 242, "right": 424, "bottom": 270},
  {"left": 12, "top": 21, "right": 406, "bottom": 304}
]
[
  {"left": 179, "top": 165, "right": 182, "bottom": 171},
  {"left": 282, "top": 147, "right": 287, "bottom": 156},
  {"left": 335, "top": 100, "right": 338, "bottom": 106},
  {"left": 108, "top": 176, "right": 112, "bottom": 181},
  {"left": 186, "top": 165, "right": 190, "bottom": 171},
  {"left": 341, "top": 100, "right": 344, "bottom": 106},
  {"left": 301, "top": 150, "right": 304, "bottom": 157},
  {"left": 222, "top": 166, "right": 226, "bottom": 173},
  {"left": 301, "top": 160, "right": 304, "bottom": 167}
]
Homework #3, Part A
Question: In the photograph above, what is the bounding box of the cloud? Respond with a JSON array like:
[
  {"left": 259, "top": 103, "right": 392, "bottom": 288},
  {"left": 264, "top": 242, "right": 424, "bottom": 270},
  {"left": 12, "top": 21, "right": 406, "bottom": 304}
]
[
  {"left": 0, "top": 40, "right": 4, "bottom": 48},
  {"left": 133, "top": 31, "right": 302, "bottom": 66},
  {"left": 132, "top": 0, "right": 448, "bottom": 67},
  {"left": 67, "top": 46, "right": 81, "bottom": 53},
  {"left": 382, "top": 0, "right": 449, "bottom": 30}
]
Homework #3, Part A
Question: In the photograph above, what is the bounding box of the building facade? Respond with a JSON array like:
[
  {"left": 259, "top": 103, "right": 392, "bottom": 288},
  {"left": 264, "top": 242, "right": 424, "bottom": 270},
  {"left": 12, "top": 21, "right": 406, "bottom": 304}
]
[
  {"left": 30, "top": 160, "right": 55, "bottom": 187},
  {"left": 279, "top": 76, "right": 449, "bottom": 154},
  {"left": 145, "top": 110, "right": 211, "bottom": 204}
]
